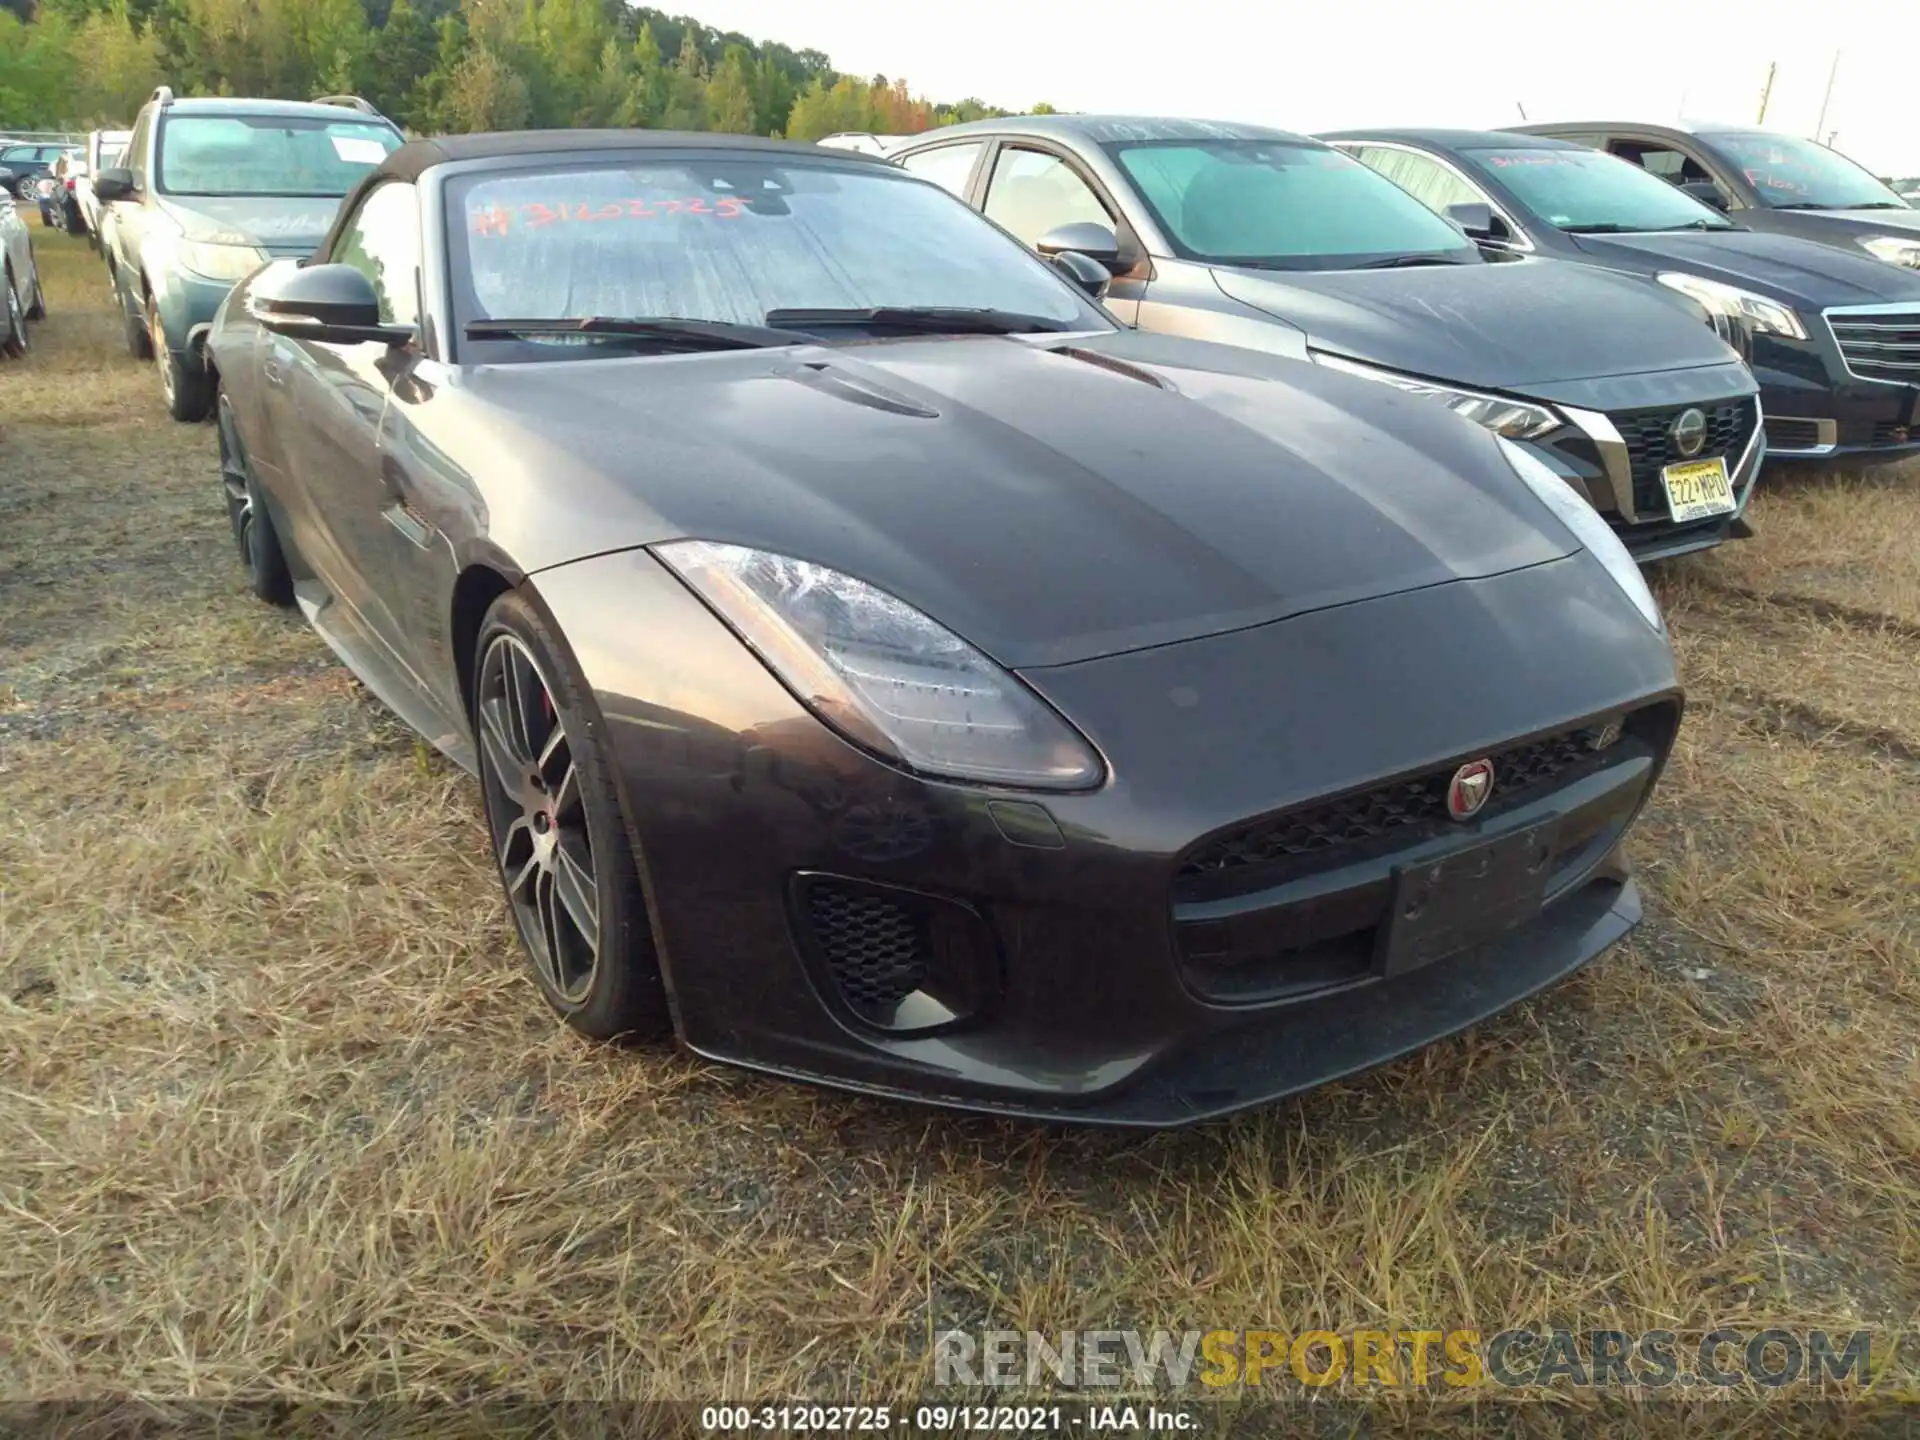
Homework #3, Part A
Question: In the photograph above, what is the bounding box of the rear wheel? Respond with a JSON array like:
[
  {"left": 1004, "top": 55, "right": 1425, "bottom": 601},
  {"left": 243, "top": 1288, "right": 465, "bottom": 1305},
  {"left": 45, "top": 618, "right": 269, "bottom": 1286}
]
[
  {"left": 473, "top": 591, "right": 670, "bottom": 1042},
  {"left": 1, "top": 267, "right": 27, "bottom": 360},
  {"left": 217, "top": 389, "right": 292, "bottom": 606}
]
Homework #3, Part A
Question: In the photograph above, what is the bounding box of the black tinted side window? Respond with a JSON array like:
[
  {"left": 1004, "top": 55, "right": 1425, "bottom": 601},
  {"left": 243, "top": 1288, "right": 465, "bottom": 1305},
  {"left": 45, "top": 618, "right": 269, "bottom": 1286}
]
[{"left": 332, "top": 181, "right": 421, "bottom": 327}]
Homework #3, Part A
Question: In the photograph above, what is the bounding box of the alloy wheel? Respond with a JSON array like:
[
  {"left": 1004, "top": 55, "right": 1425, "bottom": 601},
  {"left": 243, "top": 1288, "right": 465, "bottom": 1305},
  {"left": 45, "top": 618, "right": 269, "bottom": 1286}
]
[
  {"left": 218, "top": 405, "right": 253, "bottom": 560},
  {"left": 476, "top": 633, "right": 601, "bottom": 1004},
  {"left": 147, "top": 297, "right": 173, "bottom": 405}
]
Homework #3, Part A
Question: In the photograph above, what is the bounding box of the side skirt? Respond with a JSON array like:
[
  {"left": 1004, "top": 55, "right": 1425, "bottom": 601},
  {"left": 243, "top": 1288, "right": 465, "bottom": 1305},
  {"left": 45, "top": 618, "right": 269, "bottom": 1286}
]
[{"left": 294, "top": 579, "right": 479, "bottom": 775}]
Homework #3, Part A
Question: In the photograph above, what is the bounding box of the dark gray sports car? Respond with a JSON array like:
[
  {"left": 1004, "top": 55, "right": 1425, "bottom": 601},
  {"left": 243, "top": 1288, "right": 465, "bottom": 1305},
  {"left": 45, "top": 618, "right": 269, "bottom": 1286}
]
[{"left": 207, "top": 131, "right": 1683, "bottom": 1126}]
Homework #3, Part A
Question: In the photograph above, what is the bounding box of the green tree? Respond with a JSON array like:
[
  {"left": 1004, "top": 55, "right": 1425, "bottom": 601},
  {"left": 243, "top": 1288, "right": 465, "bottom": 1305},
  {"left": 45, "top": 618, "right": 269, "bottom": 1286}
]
[
  {"left": 441, "top": 41, "right": 528, "bottom": 131},
  {"left": 705, "top": 43, "right": 753, "bottom": 134},
  {"left": 658, "top": 27, "right": 705, "bottom": 131},
  {"left": 368, "top": 0, "right": 435, "bottom": 123}
]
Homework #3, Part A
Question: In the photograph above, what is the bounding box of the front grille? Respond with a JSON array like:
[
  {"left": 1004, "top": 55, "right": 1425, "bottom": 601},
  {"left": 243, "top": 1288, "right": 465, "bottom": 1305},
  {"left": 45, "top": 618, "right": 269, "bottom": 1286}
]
[
  {"left": 1180, "top": 722, "right": 1612, "bottom": 879},
  {"left": 805, "top": 883, "right": 927, "bottom": 1020},
  {"left": 1613, "top": 398, "right": 1758, "bottom": 517},
  {"left": 1764, "top": 416, "right": 1828, "bottom": 453},
  {"left": 1871, "top": 421, "right": 1916, "bottom": 447},
  {"left": 1827, "top": 309, "right": 1920, "bottom": 384}
]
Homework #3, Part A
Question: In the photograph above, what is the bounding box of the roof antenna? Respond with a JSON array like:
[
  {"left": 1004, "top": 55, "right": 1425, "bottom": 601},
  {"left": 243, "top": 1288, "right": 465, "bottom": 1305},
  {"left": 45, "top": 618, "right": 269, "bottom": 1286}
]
[{"left": 1515, "top": 101, "right": 1529, "bottom": 121}]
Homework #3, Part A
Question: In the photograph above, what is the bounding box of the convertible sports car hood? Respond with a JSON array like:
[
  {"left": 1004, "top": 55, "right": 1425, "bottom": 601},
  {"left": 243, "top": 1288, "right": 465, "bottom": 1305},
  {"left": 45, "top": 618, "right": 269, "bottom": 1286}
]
[
  {"left": 1210, "top": 258, "right": 1739, "bottom": 389},
  {"left": 477, "top": 330, "right": 1577, "bottom": 669},
  {"left": 1571, "top": 228, "right": 1920, "bottom": 307},
  {"left": 1786, "top": 207, "right": 1920, "bottom": 237},
  {"left": 158, "top": 194, "right": 341, "bottom": 254}
]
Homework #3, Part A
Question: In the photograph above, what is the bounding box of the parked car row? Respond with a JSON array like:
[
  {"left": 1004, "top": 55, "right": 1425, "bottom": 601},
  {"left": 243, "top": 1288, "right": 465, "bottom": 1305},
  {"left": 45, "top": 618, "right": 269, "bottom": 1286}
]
[{"left": 27, "top": 92, "right": 1920, "bottom": 1124}]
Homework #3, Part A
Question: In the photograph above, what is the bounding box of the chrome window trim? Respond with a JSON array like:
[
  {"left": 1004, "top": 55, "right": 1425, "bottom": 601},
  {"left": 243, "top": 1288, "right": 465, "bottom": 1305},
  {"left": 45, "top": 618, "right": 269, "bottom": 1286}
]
[
  {"left": 1328, "top": 139, "right": 1536, "bottom": 254},
  {"left": 1822, "top": 302, "right": 1920, "bottom": 387}
]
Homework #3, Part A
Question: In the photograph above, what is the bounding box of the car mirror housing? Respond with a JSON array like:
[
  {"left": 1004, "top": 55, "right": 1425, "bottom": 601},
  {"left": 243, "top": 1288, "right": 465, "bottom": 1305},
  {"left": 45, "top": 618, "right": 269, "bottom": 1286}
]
[
  {"left": 1445, "top": 202, "right": 1498, "bottom": 240},
  {"left": 254, "top": 262, "right": 413, "bottom": 346},
  {"left": 1678, "top": 180, "right": 1731, "bottom": 212},
  {"left": 1049, "top": 250, "right": 1112, "bottom": 301},
  {"left": 1037, "top": 220, "right": 1125, "bottom": 272},
  {"left": 93, "top": 167, "right": 136, "bottom": 202}
]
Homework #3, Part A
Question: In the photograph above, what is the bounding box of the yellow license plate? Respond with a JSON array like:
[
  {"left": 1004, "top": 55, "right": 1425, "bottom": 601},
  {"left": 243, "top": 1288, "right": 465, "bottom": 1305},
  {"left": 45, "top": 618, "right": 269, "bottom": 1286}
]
[{"left": 1660, "top": 457, "right": 1736, "bottom": 523}]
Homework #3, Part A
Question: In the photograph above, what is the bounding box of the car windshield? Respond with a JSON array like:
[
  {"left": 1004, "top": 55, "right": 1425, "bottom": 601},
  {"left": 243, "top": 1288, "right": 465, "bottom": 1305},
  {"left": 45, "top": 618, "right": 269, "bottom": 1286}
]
[
  {"left": 449, "top": 158, "right": 1107, "bottom": 354},
  {"left": 1462, "top": 145, "right": 1735, "bottom": 231},
  {"left": 1708, "top": 132, "right": 1907, "bottom": 210},
  {"left": 1108, "top": 138, "right": 1480, "bottom": 269},
  {"left": 157, "top": 114, "right": 400, "bottom": 197}
]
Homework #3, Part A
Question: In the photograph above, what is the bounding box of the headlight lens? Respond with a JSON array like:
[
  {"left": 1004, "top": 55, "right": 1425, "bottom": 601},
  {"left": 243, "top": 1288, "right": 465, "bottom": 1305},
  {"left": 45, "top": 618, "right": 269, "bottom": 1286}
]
[
  {"left": 1655, "top": 272, "right": 1806, "bottom": 340},
  {"left": 1859, "top": 234, "right": 1920, "bottom": 268},
  {"left": 178, "top": 240, "right": 270, "bottom": 282},
  {"left": 1311, "top": 352, "right": 1561, "bottom": 439},
  {"left": 1498, "top": 438, "right": 1663, "bottom": 634},
  {"left": 655, "top": 540, "right": 1104, "bottom": 790}
]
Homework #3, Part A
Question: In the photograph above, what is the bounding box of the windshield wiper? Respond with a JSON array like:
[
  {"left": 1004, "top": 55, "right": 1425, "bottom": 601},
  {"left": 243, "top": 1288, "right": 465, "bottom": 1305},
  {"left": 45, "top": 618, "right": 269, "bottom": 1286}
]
[
  {"left": 1344, "top": 253, "right": 1473, "bottom": 269},
  {"left": 1843, "top": 201, "right": 1911, "bottom": 211},
  {"left": 1766, "top": 201, "right": 1846, "bottom": 211},
  {"left": 1560, "top": 222, "right": 1656, "bottom": 234},
  {"left": 464, "top": 316, "right": 803, "bottom": 349},
  {"left": 762, "top": 306, "right": 1075, "bottom": 336}
]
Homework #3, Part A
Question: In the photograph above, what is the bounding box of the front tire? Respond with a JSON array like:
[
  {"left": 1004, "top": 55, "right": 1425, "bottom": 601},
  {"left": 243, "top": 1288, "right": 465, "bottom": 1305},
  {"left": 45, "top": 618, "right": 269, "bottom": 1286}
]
[
  {"left": 473, "top": 591, "right": 671, "bottom": 1042},
  {"left": 25, "top": 262, "right": 45, "bottom": 321},
  {"left": 217, "top": 390, "right": 292, "bottom": 606},
  {"left": 148, "top": 293, "right": 211, "bottom": 421}
]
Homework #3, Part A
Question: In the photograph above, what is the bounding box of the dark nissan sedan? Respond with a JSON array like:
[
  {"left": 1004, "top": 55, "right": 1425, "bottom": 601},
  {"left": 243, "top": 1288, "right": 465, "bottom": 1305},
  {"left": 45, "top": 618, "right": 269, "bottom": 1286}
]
[
  {"left": 889, "top": 115, "right": 1763, "bottom": 564},
  {"left": 1325, "top": 130, "right": 1920, "bottom": 463},
  {"left": 207, "top": 131, "right": 1682, "bottom": 1127}
]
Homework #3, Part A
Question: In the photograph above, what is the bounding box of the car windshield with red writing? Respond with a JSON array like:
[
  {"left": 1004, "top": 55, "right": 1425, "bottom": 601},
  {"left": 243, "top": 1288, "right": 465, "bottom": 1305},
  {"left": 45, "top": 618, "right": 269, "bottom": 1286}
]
[
  {"left": 1464, "top": 147, "right": 1735, "bottom": 234},
  {"left": 1709, "top": 132, "right": 1909, "bottom": 211},
  {"left": 1110, "top": 139, "right": 1480, "bottom": 270},
  {"left": 449, "top": 159, "right": 1106, "bottom": 348}
]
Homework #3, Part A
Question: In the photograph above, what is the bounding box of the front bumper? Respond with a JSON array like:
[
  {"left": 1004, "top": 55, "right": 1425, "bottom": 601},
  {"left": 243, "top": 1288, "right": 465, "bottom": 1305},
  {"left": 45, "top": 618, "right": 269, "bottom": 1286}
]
[
  {"left": 1510, "top": 360, "right": 1764, "bottom": 565},
  {"left": 1750, "top": 322, "right": 1920, "bottom": 460},
  {"left": 531, "top": 547, "right": 1681, "bottom": 1128}
]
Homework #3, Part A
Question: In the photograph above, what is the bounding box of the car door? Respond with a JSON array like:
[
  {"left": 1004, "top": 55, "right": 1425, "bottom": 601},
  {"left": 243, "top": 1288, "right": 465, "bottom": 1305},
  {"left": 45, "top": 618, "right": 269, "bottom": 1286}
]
[
  {"left": 263, "top": 179, "right": 421, "bottom": 655},
  {"left": 976, "top": 141, "right": 1147, "bottom": 323},
  {"left": 109, "top": 110, "right": 153, "bottom": 306}
]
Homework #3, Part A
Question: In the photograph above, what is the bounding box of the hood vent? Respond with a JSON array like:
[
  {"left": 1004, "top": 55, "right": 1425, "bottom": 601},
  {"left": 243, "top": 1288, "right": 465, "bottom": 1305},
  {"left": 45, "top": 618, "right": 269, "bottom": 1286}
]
[
  {"left": 1046, "top": 345, "right": 1176, "bottom": 391},
  {"left": 782, "top": 359, "right": 939, "bottom": 418}
]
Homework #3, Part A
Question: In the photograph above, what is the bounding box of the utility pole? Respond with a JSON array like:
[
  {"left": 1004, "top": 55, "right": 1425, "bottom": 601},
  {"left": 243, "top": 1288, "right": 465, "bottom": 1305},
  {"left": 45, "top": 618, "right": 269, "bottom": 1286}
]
[
  {"left": 1756, "top": 62, "right": 1776, "bottom": 124},
  {"left": 1814, "top": 51, "right": 1841, "bottom": 141}
]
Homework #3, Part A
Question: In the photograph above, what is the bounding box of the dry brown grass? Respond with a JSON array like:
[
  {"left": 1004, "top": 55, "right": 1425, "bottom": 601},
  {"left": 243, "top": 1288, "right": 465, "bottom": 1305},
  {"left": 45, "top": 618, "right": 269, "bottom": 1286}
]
[{"left": 3, "top": 229, "right": 1919, "bottom": 1429}]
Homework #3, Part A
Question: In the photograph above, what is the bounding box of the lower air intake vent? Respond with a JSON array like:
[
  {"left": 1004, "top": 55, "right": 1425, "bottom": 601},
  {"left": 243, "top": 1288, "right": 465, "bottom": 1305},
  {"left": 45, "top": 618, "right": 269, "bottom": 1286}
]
[
  {"left": 794, "top": 875, "right": 997, "bottom": 1032},
  {"left": 806, "top": 883, "right": 928, "bottom": 1019}
]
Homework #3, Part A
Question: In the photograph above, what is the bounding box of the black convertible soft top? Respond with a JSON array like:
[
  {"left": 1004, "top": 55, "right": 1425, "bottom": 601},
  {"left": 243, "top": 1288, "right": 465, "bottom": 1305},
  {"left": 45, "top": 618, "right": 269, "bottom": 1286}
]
[{"left": 378, "top": 128, "right": 877, "bottom": 183}]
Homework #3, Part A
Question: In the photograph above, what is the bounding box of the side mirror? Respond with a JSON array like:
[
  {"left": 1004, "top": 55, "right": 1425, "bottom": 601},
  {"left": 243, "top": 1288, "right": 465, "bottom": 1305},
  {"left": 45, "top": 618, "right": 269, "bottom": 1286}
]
[
  {"left": 1037, "top": 220, "right": 1125, "bottom": 272},
  {"left": 1050, "top": 250, "right": 1111, "bottom": 301},
  {"left": 93, "top": 168, "right": 135, "bottom": 202},
  {"left": 254, "top": 262, "right": 412, "bottom": 346},
  {"left": 1445, "top": 202, "right": 1497, "bottom": 240},
  {"left": 1679, "top": 180, "right": 1731, "bottom": 212}
]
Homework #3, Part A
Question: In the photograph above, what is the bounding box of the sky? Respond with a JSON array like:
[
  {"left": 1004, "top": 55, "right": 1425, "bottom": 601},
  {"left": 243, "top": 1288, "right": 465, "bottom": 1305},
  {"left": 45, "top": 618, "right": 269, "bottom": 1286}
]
[{"left": 690, "top": 0, "right": 1920, "bottom": 177}]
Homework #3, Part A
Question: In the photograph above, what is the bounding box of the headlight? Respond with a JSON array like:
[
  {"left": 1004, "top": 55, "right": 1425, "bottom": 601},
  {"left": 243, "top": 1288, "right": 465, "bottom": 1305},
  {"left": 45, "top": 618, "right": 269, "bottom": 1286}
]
[
  {"left": 1311, "top": 352, "right": 1561, "bottom": 440},
  {"left": 1859, "top": 234, "right": 1920, "bottom": 268},
  {"left": 655, "top": 540, "right": 1105, "bottom": 790},
  {"left": 1655, "top": 272, "right": 1806, "bottom": 340},
  {"left": 178, "top": 240, "right": 270, "bottom": 282},
  {"left": 1498, "top": 438, "right": 1663, "bottom": 634}
]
